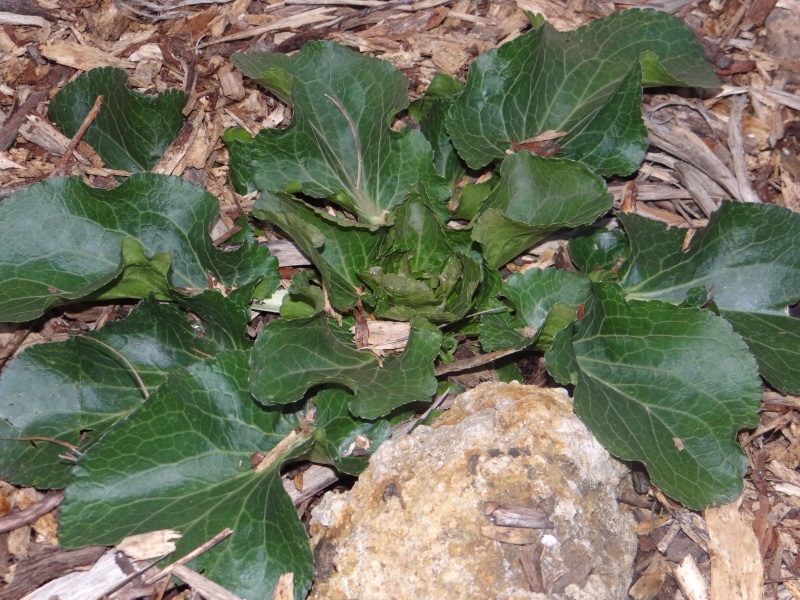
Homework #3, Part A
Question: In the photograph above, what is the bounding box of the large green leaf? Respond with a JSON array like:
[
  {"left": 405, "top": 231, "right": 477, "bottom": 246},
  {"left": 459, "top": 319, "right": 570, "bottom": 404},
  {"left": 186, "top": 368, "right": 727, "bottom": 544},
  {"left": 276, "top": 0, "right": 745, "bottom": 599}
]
[
  {"left": 472, "top": 153, "right": 613, "bottom": 269},
  {"left": 619, "top": 202, "right": 800, "bottom": 392},
  {"left": 48, "top": 67, "right": 185, "bottom": 173},
  {"left": 545, "top": 283, "right": 761, "bottom": 509},
  {"left": 256, "top": 190, "right": 385, "bottom": 311},
  {"left": 479, "top": 268, "right": 592, "bottom": 351},
  {"left": 249, "top": 314, "right": 441, "bottom": 419},
  {"left": 58, "top": 350, "right": 314, "bottom": 600},
  {"left": 0, "top": 297, "right": 228, "bottom": 488},
  {"left": 447, "top": 9, "right": 718, "bottom": 175},
  {"left": 230, "top": 42, "right": 448, "bottom": 225},
  {"left": 0, "top": 174, "right": 274, "bottom": 321},
  {"left": 361, "top": 189, "right": 483, "bottom": 322}
]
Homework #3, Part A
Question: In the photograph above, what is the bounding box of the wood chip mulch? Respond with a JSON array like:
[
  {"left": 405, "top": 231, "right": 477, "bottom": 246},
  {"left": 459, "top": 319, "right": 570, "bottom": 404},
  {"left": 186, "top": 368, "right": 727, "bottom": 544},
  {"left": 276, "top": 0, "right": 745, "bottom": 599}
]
[{"left": 0, "top": 0, "right": 798, "bottom": 598}]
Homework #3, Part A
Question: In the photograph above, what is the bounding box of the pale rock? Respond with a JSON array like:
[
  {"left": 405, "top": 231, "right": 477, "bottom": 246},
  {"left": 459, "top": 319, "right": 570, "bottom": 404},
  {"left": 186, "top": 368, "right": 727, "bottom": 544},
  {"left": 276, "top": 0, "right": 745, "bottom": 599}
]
[{"left": 308, "top": 382, "right": 636, "bottom": 600}]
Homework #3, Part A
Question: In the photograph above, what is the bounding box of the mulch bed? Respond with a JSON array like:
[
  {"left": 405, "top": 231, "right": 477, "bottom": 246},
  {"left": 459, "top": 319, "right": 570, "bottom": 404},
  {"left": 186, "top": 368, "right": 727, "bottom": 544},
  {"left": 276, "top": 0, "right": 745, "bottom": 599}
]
[{"left": 0, "top": 0, "right": 798, "bottom": 598}]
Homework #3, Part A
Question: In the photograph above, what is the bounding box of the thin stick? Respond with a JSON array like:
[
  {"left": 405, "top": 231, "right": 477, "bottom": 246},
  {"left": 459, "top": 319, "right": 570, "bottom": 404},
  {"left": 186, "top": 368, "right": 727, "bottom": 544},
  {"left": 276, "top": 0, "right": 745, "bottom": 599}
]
[
  {"left": 87, "top": 554, "right": 166, "bottom": 600},
  {"left": 77, "top": 336, "right": 149, "bottom": 400},
  {"left": 434, "top": 348, "right": 520, "bottom": 376},
  {"left": 0, "top": 490, "right": 64, "bottom": 534},
  {"left": 143, "top": 528, "right": 233, "bottom": 585},
  {"left": 0, "top": 436, "right": 78, "bottom": 451},
  {"left": 324, "top": 93, "right": 362, "bottom": 189},
  {"left": 51, "top": 95, "right": 103, "bottom": 177},
  {"left": 0, "top": 321, "right": 36, "bottom": 370}
]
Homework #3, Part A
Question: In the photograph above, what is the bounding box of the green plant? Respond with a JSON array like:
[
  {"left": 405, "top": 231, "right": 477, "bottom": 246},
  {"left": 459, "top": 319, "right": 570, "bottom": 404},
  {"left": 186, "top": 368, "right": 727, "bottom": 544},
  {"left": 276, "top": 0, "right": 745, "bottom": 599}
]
[{"left": 1, "top": 9, "right": 798, "bottom": 599}]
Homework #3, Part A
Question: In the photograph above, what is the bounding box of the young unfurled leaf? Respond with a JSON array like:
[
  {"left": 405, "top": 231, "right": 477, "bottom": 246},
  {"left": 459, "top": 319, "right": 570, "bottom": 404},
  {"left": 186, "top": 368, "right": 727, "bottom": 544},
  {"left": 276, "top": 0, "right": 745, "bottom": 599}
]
[
  {"left": 0, "top": 174, "right": 274, "bottom": 322},
  {"left": 59, "top": 350, "right": 314, "bottom": 600},
  {"left": 230, "top": 42, "right": 448, "bottom": 225},
  {"left": 472, "top": 153, "right": 613, "bottom": 269},
  {"left": 447, "top": 9, "right": 718, "bottom": 175},
  {"left": 48, "top": 67, "right": 185, "bottom": 172},
  {"left": 619, "top": 202, "right": 800, "bottom": 393},
  {"left": 409, "top": 73, "right": 466, "bottom": 189},
  {"left": 249, "top": 314, "right": 441, "bottom": 419},
  {"left": 545, "top": 283, "right": 761, "bottom": 509},
  {"left": 361, "top": 188, "right": 483, "bottom": 322}
]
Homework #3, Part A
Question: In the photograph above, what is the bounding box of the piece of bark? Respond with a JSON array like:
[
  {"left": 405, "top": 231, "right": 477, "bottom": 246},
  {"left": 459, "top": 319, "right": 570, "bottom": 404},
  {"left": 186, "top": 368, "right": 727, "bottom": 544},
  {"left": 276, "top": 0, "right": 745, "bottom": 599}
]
[
  {"left": 480, "top": 524, "right": 541, "bottom": 545},
  {"left": 171, "top": 564, "right": 243, "bottom": 600},
  {"left": 0, "top": 66, "right": 69, "bottom": 152},
  {"left": 674, "top": 162, "right": 724, "bottom": 217},
  {"left": 674, "top": 554, "right": 710, "bottom": 600},
  {"left": 727, "top": 95, "right": 761, "bottom": 203},
  {"left": 705, "top": 499, "right": 763, "bottom": 600},
  {"left": 488, "top": 505, "right": 553, "bottom": 529},
  {"left": 646, "top": 118, "right": 740, "bottom": 201},
  {"left": 0, "top": 545, "right": 106, "bottom": 599},
  {"left": 550, "top": 562, "right": 594, "bottom": 594},
  {"left": 0, "top": 0, "right": 51, "bottom": 18},
  {"left": 39, "top": 40, "right": 134, "bottom": 71}
]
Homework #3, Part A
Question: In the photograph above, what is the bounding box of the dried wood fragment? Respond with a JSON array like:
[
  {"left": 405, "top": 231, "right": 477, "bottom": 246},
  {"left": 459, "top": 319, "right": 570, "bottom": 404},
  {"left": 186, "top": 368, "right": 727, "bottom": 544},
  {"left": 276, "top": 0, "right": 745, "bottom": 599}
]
[
  {"left": 361, "top": 7, "right": 448, "bottom": 39},
  {"left": 727, "top": 95, "right": 761, "bottom": 203},
  {"left": 705, "top": 498, "right": 763, "bottom": 600},
  {"left": 0, "top": 545, "right": 107, "bottom": 599},
  {"left": 0, "top": 11, "right": 47, "bottom": 26},
  {"left": 198, "top": 7, "right": 336, "bottom": 47},
  {"left": 171, "top": 564, "right": 243, "bottom": 600},
  {"left": 19, "top": 115, "right": 97, "bottom": 166},
  {"left": 218, "top": 63, "right": 245, "bottom": 101},
  {"left": 646, "top": 117, "right": 741, "bottom": 201},
  {"left": 480, "top": 524, "right": 541, "bottom": 545},
  {"left": 674, "top": 162, "right": 724, "bottom": 217},
  {"left": 550, "top": 562, "right": 594, "bottom": 594},
  {"left": 0, "top": 489, "right": 63, "bottom": 534},
  {"left": 39, "top": 40, "right": 135, "bottom": 71},
  {"left": 488, "top": 504, "right": 553, "bottom": 529},
  {"left": 265, "top": 239, "right": 311, "bottom": 267},
  {"left": 674, "top": 554, "right": 710, "bottom": 600}
]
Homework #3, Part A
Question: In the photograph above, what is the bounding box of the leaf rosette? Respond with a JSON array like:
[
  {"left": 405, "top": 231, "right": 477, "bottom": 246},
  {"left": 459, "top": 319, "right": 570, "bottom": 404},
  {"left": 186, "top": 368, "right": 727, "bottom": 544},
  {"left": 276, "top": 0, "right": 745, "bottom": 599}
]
[{"left": 360, "top": 188, "right": 483, "bottom": 322}]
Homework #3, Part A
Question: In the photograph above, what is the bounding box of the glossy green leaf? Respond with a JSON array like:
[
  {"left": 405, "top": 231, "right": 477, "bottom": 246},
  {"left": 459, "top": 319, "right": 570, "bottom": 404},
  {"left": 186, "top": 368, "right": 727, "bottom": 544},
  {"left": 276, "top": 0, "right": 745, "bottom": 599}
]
[
  {"left": 256, "top": 190, "right": 384, "bottom": 311},
  {"left": 411, "top": 74, "right": 465, "bottom": 189},
  {"left": 447, "top": 9, "right": 718, "bottom": 175},
  {"left": 280, "top": 271, "right": 325, "bottom": 319},
  {"left": 569, "top": 228, "right": 630, "bottom": 273},
  {"left": 480, "top": 268, "right": 592, "bottom": 351},
  {"left": 472, "top": 153, "right": 613, "bottom": 269},
  {"left": 0, "top": 174, "right": 273, "bottom": 322},
  {"left": 620, "top": 202, "right": 800, "bottom": 392},
  {"left": 59, "top": 350, "right": 314, "bottom": 600},
  {"left": 545, "top": 283, "right": 761, "bottom": 509},
  {"left": 309, "top": 387, "right": 391, "bottom": 476},
  {"left": 0, "top": 298, "right": 226, "bottom": 488},
  {"left": 48, "top": 67, "right": 185, "bottom": 172},
  {"left": 249, "top": 315, "right": 441, "bottom": 419},
  {"left": 231, "top": 42, "right": 448, "bottom": 225}
]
